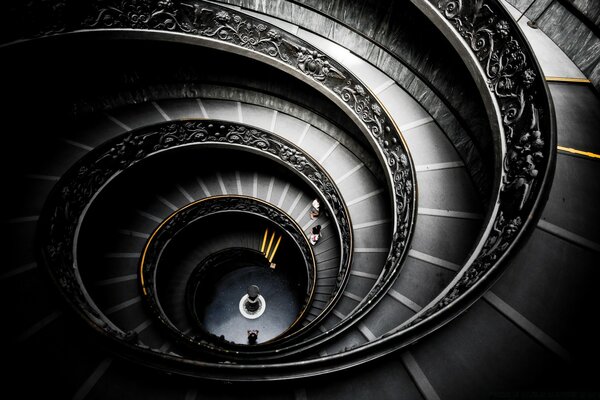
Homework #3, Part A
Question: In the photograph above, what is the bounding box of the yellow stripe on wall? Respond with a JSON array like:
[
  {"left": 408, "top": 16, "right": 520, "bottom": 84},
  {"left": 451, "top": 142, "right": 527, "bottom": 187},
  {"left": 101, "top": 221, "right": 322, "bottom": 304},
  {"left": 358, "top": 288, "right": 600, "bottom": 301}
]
[
  {"left": 557, "top": 145, "right": 600, "bottom": 160},
  {"left": 269, "top": 236, "right": 282, "bottom": 263},
  {"left": 261, "top": 228, "right": 269, "bottom": 253},
  {"left": 545, "top": 76, "right": 591, "bottom": 84}
]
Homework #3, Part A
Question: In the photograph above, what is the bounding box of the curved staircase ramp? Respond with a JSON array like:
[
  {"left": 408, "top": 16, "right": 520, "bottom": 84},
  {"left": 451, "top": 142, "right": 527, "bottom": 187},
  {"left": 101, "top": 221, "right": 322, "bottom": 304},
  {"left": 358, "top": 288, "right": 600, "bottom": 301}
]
[{"left": 4, "top": 1, "right": 591, "bottom": 399}]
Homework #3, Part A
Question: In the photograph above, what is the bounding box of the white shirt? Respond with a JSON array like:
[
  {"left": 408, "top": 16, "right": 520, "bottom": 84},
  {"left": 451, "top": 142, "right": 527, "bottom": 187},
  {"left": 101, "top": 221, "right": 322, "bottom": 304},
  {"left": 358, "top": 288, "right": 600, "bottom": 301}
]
[{"left": 312, "top": 199, "right": 320, "bottom": 210}]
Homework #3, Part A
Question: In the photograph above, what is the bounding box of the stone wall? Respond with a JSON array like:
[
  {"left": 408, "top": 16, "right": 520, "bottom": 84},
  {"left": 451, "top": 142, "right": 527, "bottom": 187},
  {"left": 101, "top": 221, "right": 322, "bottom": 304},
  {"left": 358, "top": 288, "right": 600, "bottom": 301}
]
[{"left": 506, "top": 0, "right": 600, "bottom": 90}]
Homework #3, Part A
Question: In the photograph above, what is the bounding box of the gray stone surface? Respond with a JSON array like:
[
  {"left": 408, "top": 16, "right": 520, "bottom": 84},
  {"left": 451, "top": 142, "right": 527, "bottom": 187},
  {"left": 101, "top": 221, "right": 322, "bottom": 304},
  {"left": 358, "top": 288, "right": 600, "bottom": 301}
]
[
  {"left": 360, "top": 294, "right": 415, "bottom": 336},
  {"left": 410, "top": 215, "right": 482, "bottom": 265},
  {"left": 505, "top": 0, "right": 535, "bottom": 12},
  {"left": 589, "top": 58, "right": 600, "bottom": 86},
  {"left": 97, "top": 281, "right": 140, "bottom": 311},
  {"left": 70, "top": 115, "right": 129, "bottom": 147},
  {"left": 321, "top": 326, "right": 368, "bottom": 354},
  {"left": 352, "top": 224, "right": 391, "bottom": 248},
  {"left": 321, "top": 147, "right": 362, "bottom": 180},
  {"left": 336, "top": 167, "right": 383, "bottom": 197},
  {"left": 197, "top": 86, "right": 384, "bottom": 180},
  {"left": 516, "top": 16, "right": 586, "bottom": 78},
  {"left": 101, "top": 234, "right": 147, "bottom": 254},
  {"left": 510, "top": 0, "right": 600, "bottom": 88},
  {"left": 154, "top": 98, "right": 206, "bottom": 122},
  {"left": 492, "top": 228, "right": 599, "bottom": 358},
  {"left": 105, "top": 299, "right": 146, "bottom": 330},
  {"left": 350, "top": 252, "right": 389, "bottom": 276},
  {"left": 122, "top": 214, "right": 161, "bottom": 236},
  {"left": 139, "top": 197, "right": 173, "bottom": 220},
  {"left": 538, "top": 2, "right": 600, "bottom": 76},
  {"left": 201, "top": 99, "right": 241, "bottom": 122},
  {"left": 273, "top": 113, "right": 309, "bottom": 143},
  {"left": 330, "top": 296, "right": 361, "bottom": 318},
  {"left": 376, "top": 84, "right": 431, "bottom": 127},
  {"left": 340, "top": 51, "right": 393, "bottom": 91},
  {"left": 35, "top": 140, "right": 90, "bottom": 177},
  {"left": 417, "top": 168, "right": 481, "bottom": 212},
  {"left": 298, "top": 125, "right": 338, "bottom": 162},
  {"left": 403, "top": 122, "right": 463, "bottom": 166},
  {"left": 410, "top": 300, "right": 565, "bottom": 400},
  {"left": 549, "top": 82, "right": 600, "bottom": 154},
  {"left": 304, "top": 353, "right": 424, "bottom": 400},
  {"left": 344, "top": 197, "right": 389, "bottom": 224},
  {"left": 110, "top": 102, "right": 168, "bottom": 128},
  {"left": 571, "top": 0, "right": 600, "bottom": 26},
  {"left": 238, "top": 103, "right": 275, "bottom": 131},
  {"left": 525, "top": 0, "right": 554, "bottom": 19},
  {"left": 393, "top": 256, "right": 455, "bottom": 310},
  {"left": 344, "top": 275, "right": 374, "bottom": 299},
  {"left": 541, "top": 153, "right": 600, "bottom": 243},
  {"left": 216, "top": 0, "right": 493, "bottom": 199}
]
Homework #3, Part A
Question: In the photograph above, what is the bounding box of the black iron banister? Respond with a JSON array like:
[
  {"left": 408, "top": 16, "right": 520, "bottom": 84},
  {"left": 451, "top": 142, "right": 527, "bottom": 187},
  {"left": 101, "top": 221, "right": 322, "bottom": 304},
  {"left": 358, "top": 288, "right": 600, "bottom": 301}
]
[
  {"left": 141, "top": 195, "right": 317, "bottom": 352},
  {"left": 13, "top": 0, "right": 416, "bottom": 342},
  {"left": 38, "top": 119, "right": 353, "bottom": 353},
  {"left": 394, "top": 0, "right": 555, "bottom": 331},
  {"left": 24, "top": 0, "right": 555, "bottom": 380}
]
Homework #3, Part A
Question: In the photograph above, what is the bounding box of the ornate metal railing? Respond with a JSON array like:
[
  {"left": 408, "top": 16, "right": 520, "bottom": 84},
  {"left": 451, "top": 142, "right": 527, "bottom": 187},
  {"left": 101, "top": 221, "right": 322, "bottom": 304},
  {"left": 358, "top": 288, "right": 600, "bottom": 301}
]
[
  {"left": 12, "top": 0, "right": 416, "bottom": 348},
  {"left": 262, "top": 0, "right": 555, "bottom": 369},
  {"left": 140, "top": 195, "right": 317, "bottom": 352},
  {"left": 38, "top": 120, "right": 353, "bottom": 349},
  {"left": 389, "top": 0, "right": 556, "bottom": 331},
  {"left": 24, "top": 0, "right": 554, "bottom": 380}
]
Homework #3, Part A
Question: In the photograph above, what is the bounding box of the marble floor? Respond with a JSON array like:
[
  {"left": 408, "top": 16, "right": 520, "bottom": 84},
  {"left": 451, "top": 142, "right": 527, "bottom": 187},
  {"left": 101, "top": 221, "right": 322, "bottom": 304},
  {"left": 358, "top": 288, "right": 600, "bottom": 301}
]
[{"left": 199, "top": 263, "right": 305, "bottom": 344}]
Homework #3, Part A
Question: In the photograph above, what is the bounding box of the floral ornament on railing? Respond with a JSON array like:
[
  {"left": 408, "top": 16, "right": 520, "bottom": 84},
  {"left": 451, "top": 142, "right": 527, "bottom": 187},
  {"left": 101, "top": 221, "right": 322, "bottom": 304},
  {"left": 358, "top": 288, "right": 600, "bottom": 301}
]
[
  {"left": 437, "top": 0, "right": 545, "bottom": 212},
  {"left": 141, "top": 196, "right": 317, "bottom": 351},
  {"left": 335, "top": 80, "right": 413, "bottom": 256},
  {"left": 9, "top": 1, "right": 414, "bottom": 302},
  {"left": 335, "top": 83, "right": 384, "bottom": 137},
  {"left": 39, "top": 119, "right": 353, "bottom": 349},
  {"left": 7, "top": 0, "right": 552, "bottom": 377},
  {"left": 294, "top": 46, "right": 346, "bottom": 81},
  {"left": 84, "top": 0, "right": 194, "bottom": 32},
  {"left": 14, "top": 0, "right": 413, "bottom": 357},
  {"left": 20, "top": 0, "right": 416, "bottom": 366},
  {"left": 398, "top": 0, "right": 552, "bottom": 328},
  {"left": 199, "top": 10, "right": 290, "bottom": 62}
]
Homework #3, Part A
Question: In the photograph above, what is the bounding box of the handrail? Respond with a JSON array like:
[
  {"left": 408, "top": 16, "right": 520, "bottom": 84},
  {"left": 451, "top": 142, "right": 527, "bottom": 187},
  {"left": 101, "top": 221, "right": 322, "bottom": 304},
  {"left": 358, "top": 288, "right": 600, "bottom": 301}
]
[
  {"left": 25, "top": 0, "right": 554, "bottom": 380},
  {"left": 392, "top": 0, "right": 556, "bottom": 331},
  {"left": 140, "top": 195, "right": 318, "bottom": 351},
  {"left": 27, "top": 0, "right": 417, "bottom": 356},
  {"left": 38, "top": 120, "right": 353, "bottom": 352}
]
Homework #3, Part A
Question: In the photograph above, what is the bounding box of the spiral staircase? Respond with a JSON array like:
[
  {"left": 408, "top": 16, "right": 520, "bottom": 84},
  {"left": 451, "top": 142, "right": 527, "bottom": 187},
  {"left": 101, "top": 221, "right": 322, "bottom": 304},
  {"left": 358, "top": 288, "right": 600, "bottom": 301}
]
[{"left": 2, "top": 0, "right": 599, "bottom": 398}]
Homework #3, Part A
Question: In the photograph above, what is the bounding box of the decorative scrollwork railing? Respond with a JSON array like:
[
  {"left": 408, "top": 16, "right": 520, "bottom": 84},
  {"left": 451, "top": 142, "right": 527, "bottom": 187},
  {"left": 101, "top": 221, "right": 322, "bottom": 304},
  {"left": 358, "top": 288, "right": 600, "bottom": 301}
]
[
  {"left": 381, "top": 0, "right": 556, "bottom": 333},
  {"left": 140, "top": 195, "right": 317, "bottom": 353},
  {"left": 12, "top": 0, "right": 416, "bottom": 346},
  {"left": 23, "top": 0, "right": 554, "bottom": 380},
  {"left": 38, "top": 120, "right": 352, "bottom": 349}
]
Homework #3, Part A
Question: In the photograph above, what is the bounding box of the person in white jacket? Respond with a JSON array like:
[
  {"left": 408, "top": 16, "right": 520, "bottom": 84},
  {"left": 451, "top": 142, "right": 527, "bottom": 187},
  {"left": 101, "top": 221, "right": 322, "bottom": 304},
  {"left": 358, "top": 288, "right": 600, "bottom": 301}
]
[{"left": 310, "top": 198, "right": 320, "bottom": 219}]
